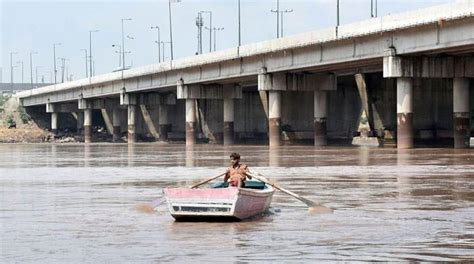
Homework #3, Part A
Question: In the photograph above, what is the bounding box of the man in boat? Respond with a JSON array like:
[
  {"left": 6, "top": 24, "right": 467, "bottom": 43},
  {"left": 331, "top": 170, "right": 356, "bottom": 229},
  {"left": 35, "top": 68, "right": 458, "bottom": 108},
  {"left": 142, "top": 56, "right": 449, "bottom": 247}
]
[{"left": 224, "top": 153, "right": 252, "bottom": 188}]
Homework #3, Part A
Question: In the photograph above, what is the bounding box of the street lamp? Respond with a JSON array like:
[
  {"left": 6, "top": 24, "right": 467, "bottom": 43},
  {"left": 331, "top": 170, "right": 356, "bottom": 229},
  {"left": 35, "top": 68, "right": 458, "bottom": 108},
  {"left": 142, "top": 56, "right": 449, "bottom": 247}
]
[
  {"left": 279, "top": 9, "right": 293, "bottom": 37},
  {"left": 169, "top": 0, "right": 181, "bottom": 61},
  {"left": 80, "top": 49, "right": 88, "bottom": 78},
  {"left": 29, "top": 51, "right": 37, "bottom": 88},
  {"left": 10, "top": 51, "right": 18, "bottom": 92},
  {"left": 205, "top": 27, "right": 224, "bottom": 52},
  {"left": 53, "top": 43, "right": 61, "bottom": 84},
  {"left": 151, "top": 26, "right": 161, "bottom": 62},
  {"left": 121, "top": 18, "right": 132, "bottom": 70},
  {"left": 159, "top": 41, "right": 171, "bottom": 62},
  {"left": 35, "top": 66, "right": 43, "bottom": 86},
  {"left": 89, "top": 29, "right": 99, "bottom": 77},
  {"left": 200, "top": 11, "right": 212, "bottom": 52},
  {"left": 16, "top": 60, "right": 24, "bottom": 85},
  {"left": 270, "top": 0, "right": 280, "bottom": 38},
  {"left": 238, "top": 0, "right": 241, "bottom": 46}
]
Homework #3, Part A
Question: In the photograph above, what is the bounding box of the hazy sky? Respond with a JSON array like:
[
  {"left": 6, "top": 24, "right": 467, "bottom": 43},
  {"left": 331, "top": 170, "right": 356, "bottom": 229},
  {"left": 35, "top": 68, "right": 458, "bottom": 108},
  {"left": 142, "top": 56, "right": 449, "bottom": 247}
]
[{"left": 1, "top": 0, "right": 454, "bottom": 83}]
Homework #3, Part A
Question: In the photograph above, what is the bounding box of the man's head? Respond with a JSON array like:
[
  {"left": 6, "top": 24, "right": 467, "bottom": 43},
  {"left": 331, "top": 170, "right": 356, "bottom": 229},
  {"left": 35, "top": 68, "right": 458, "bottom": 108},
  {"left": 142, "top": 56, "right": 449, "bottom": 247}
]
[{"left": 230, "top": 152, "right": 240, "bottom": 166}]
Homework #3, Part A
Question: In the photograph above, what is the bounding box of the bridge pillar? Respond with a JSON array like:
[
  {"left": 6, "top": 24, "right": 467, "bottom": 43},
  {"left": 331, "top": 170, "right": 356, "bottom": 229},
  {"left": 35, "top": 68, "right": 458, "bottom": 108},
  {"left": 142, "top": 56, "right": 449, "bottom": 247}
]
[
  {"left": 397, "top": 78, "right": 414, "bottom": 149},
  {"left": 314, "top": 91, "right": 327, "bottom": 146},
  {"left": 453, "top": 78, "right": 470, "bottom": 149},
  {"left": 84, "top": 109, "right": 92, "bottom": 143},
  {"left": 159, "top": 105, "right": 171, "bottom": 141},
  {"left": 223, "top": 98, "right": 234, "bottom": 145},
  {"left": 112, "top": 108, "right": 122, "bottom": 142},
  {"left": 51, "top": 112, "right": 58, "bottom": 135},
  {"left": 128, "top": 105, "right": 137, "bottom": 143},
  {"left": 185, "top": 99, "right": 196, "bottom": 145},
  {"left": 269, "top": 91, "right": 282, "bottom": 147},
  {"left": 75, "top": 112, "right": 84, "bottom": 133}
]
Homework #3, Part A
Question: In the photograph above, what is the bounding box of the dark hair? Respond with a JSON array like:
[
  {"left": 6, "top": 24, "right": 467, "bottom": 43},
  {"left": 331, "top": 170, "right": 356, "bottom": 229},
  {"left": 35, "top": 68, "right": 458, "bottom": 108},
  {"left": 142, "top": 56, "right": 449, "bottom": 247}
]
[{"left": 230, "top": 153, "right": 240, "bottom": 160}]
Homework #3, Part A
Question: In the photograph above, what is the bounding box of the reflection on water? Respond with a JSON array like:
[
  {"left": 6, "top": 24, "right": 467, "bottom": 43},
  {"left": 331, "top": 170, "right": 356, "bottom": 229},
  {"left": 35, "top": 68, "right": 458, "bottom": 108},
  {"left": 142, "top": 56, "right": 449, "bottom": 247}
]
[{"left": 0, "top": 143, "right": 473, "bottom": 262}]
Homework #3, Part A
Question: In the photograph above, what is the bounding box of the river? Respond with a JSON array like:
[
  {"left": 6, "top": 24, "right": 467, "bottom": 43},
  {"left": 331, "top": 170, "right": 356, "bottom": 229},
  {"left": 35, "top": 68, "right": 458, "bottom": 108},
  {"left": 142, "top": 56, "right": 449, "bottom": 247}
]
[{"left": 1, "top": 143, "right": 473, "bottom": 262}]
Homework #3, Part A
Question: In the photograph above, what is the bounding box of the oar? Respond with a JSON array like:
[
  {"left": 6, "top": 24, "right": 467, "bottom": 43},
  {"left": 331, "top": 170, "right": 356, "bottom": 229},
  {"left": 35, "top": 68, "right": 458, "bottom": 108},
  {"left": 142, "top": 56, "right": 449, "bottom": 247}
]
[
  {"left": 135, "top": 172, "right": 226, "bottom": 213},
  {"left": 247, "top": 172, "right": 333, "bottom": 214}
]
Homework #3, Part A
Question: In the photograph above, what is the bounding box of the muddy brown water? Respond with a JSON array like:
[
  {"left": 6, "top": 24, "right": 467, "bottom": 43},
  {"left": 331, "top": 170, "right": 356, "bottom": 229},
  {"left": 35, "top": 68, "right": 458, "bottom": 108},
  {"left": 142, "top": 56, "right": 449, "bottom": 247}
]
[{"left": 1, "top": 143, "right": 473, "bottom": 262}]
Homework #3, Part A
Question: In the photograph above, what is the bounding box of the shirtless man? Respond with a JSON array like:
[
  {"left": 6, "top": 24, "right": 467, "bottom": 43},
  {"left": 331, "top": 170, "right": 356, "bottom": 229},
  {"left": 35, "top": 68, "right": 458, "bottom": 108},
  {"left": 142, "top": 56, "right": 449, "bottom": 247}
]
[{"left": 224, "top": 153, "right": 252, "bottom": 188}]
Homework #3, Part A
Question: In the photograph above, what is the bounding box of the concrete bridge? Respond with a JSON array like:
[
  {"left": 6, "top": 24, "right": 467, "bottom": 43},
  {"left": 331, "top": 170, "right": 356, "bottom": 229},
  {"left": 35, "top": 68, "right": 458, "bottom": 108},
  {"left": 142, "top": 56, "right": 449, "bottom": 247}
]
[{"left": 17, "top": 1, "right": 474, "bottom": 148}]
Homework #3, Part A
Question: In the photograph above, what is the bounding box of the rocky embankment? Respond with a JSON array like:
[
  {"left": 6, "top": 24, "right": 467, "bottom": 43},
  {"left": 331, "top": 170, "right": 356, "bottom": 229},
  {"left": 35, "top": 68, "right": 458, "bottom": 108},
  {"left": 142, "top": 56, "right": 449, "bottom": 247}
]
[{"left": 0, "top": 94, "right": 80, "bottom": 143}]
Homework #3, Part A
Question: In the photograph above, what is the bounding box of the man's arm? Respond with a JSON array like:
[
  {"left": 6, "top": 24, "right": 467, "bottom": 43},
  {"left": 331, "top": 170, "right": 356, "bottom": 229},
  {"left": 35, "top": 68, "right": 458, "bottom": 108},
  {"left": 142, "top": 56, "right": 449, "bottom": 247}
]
[{"left": 223, "top": 169, "right": 230, "bottom": 182}]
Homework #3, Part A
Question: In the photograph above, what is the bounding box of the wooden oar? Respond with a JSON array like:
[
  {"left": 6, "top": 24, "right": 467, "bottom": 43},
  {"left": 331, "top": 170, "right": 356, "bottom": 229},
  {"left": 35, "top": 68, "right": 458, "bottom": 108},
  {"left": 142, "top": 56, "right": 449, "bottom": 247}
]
[
  {"left": 247, "top": 172, "right": 333, "bottom": 213},
  {"left": 136, "top": 172, "right": 226, "bottom": 213}
]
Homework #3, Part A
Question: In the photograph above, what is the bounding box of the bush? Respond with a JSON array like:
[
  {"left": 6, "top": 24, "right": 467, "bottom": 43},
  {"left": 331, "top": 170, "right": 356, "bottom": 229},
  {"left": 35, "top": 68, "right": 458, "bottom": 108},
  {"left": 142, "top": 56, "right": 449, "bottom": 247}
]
[
  {"left": 17, "top": 105, "right": 31, "bottom": 124},
  {"left": 6, "top": 114, "right": 15, "bottom": 126}
]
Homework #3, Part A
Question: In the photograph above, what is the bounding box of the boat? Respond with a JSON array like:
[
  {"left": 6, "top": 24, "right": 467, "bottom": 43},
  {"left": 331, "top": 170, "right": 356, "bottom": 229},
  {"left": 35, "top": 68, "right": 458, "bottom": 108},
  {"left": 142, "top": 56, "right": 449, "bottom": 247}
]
[{"left": 164, "top": 181, "right": 274, "bottom": 221}]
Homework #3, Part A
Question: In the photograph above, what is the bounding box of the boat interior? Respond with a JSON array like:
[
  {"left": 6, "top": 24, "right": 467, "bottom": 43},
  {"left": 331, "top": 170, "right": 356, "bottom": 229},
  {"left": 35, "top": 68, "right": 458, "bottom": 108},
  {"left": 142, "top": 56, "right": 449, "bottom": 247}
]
[{"left": 211, "top": 180, "right": 267, "bottom": 189}]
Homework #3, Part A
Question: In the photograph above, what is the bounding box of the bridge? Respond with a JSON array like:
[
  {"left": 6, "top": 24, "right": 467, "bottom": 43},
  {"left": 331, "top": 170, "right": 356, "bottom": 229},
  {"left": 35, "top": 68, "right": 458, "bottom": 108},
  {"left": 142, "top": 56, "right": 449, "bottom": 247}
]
[{"left": 17, "top": 1, "right": 474, "bottom": 148}]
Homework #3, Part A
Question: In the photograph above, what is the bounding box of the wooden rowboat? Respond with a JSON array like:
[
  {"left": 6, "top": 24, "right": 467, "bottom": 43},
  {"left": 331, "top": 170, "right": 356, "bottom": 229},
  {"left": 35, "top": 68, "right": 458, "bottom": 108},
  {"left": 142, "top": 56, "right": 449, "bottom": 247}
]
[{"left": 164, "top": 181, "right": 274, "bottom": 221}]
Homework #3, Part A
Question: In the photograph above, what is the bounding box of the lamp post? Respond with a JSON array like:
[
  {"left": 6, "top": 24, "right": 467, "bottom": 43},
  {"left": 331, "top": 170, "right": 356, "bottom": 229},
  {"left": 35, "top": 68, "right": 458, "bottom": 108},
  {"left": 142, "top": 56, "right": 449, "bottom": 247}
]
[
  {"left": 16, "top": 61, "right": 24, "bottom": 85},
  {"left": 29, "top": 51, "right": 37, "bottom": 88},
  {"left": 160, "top": 41, "right": 171, "bottom": 61},
  {"left": 238, "top": 0, "right": 241, "bottom": 46},
  {"left": 10, "top": 52, "right": 18, "bottom": 92},
  {"left": 270, "top": 0, "right": 280, "bottom": 38},
  {"left": 80, "top": 49, "right": 88, "bottom": 78},
  {"left": 53, "top": 43, "right": 61, "bottom": 84},
  {"left": 35, "top": 66, "right": 43, "bottom": 86},
  {"left": 371, "top": 0, "right": 378, "bottom": 18},
  {"left": 112, "top": 44, "right": 122, "bottom": 68},
  {"left": 121, "top": 18, "right": 132, "bottom": 70},
  {"left": 89, "top": 30, "right": 99, "bottom": 77},
  {"left": 169, "top": 0, "right": 181, "bottom": 60},
  {"left": 279, "top": 9, "right": 293, "bottom": 37},
  {"left": 200, "top": 11, "right": 212, "bottom": 52},
  {"left": 151, "top": 26, "right": 161, "bottom": 62},
  {"left": 206, "top": 27, "right": 224, "bottom": 52}
]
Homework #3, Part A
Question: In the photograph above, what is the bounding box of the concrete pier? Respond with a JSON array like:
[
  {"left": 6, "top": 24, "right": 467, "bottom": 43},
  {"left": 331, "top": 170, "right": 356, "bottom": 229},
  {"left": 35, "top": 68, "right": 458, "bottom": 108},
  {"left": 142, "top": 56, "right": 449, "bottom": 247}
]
[
  {"left": 127, "top": 105, "right": 136, "bottom": 143},
  {"left": 223, "top": 98, "right": 234, "bottom": 145},
  {"left": 84, "top": 109, "right": 92, "bottom": 143},
  {"left": 51, "top": 112, "right": 58, "bottom": 134},
  {"left": 185, "top": 99, "right": 196, "bottom": 145},
  {"left": 75, "top": 112, "right": 84, "bottom": 133},
  {"left": 397, "top": 78, "right": 414, "bottom": 149},
  {"left": 314, "top": 91, "right": 327, "bottom": 146},
  {"left": 159, "top": 105, "right": 170, "bottom": 141},
  {"left": 269, "top": 91, "right": 282, "bottom": 147},
  {"left": 112, "top": 108, "right": 121, "bottom": 142},
  {"left": 453, "top": 78, "right": 470, "bottom": 148}
]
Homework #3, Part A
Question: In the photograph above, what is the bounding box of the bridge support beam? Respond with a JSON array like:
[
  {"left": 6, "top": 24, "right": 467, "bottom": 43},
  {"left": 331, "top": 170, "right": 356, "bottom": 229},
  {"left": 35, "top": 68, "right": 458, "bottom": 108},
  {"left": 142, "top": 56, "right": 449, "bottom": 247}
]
[
  {"left": 84, "top": 109, "right": 92, "bottom": 143},
  {"left": 397, "top": 78, "right": 414, "bottom": 149},
  {"left": 314, "top": 91, "right": 327, "bottom": 146},
  {"left": 269, "top": 91, "right": 282, "bottom": 147},
  {"left": 453, "top": 78, "right": 470, "bottom": 149},
  {"left": 112, "top": 108, "right": 122, "bottom": 142},
  {"left": 51, "top": 112, "right": 58, "bottom": 135},
  {"left": 223, "top": 98, "right": 234, "bottom": 145},
  {"left": 185, "top": 99, "right": 196, "bottom": 145},
  {"left": 75, "top": 112, "right": 84, "bottom": 134}
]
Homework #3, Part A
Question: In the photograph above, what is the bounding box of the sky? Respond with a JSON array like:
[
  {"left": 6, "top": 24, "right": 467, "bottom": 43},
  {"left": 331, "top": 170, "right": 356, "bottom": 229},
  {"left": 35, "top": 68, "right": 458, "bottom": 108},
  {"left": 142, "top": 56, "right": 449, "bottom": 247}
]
[{"left": 1, "top": 0, "right": 454, "bottom": 83}]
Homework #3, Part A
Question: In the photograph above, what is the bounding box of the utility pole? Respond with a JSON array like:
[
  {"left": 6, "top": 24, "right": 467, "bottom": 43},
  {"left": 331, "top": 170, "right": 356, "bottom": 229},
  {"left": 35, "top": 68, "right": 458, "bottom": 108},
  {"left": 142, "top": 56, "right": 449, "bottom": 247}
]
[
  {"left": 53, "top": 43, "right": 61, "bottom": 84},
  {"left": 195, "top": 12, "right": 204, "bottom": 54},
  {"left": 29, "top": 51, "right": 37, "bottom": 88},
  {"left": 151, "top": 26, "right": 161, "bottom": 62},
  {"left": 59, "top": 57, "right": 67, "bottom": 83},
  {"left": 336, "top": 0, "right": 340, "bottom": 36},
  {"left": 211, "top": 27, "right": 224, "bottom": 51},
  {"left": 160, "top": 41, "right": 171, "bottom": 61}
]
